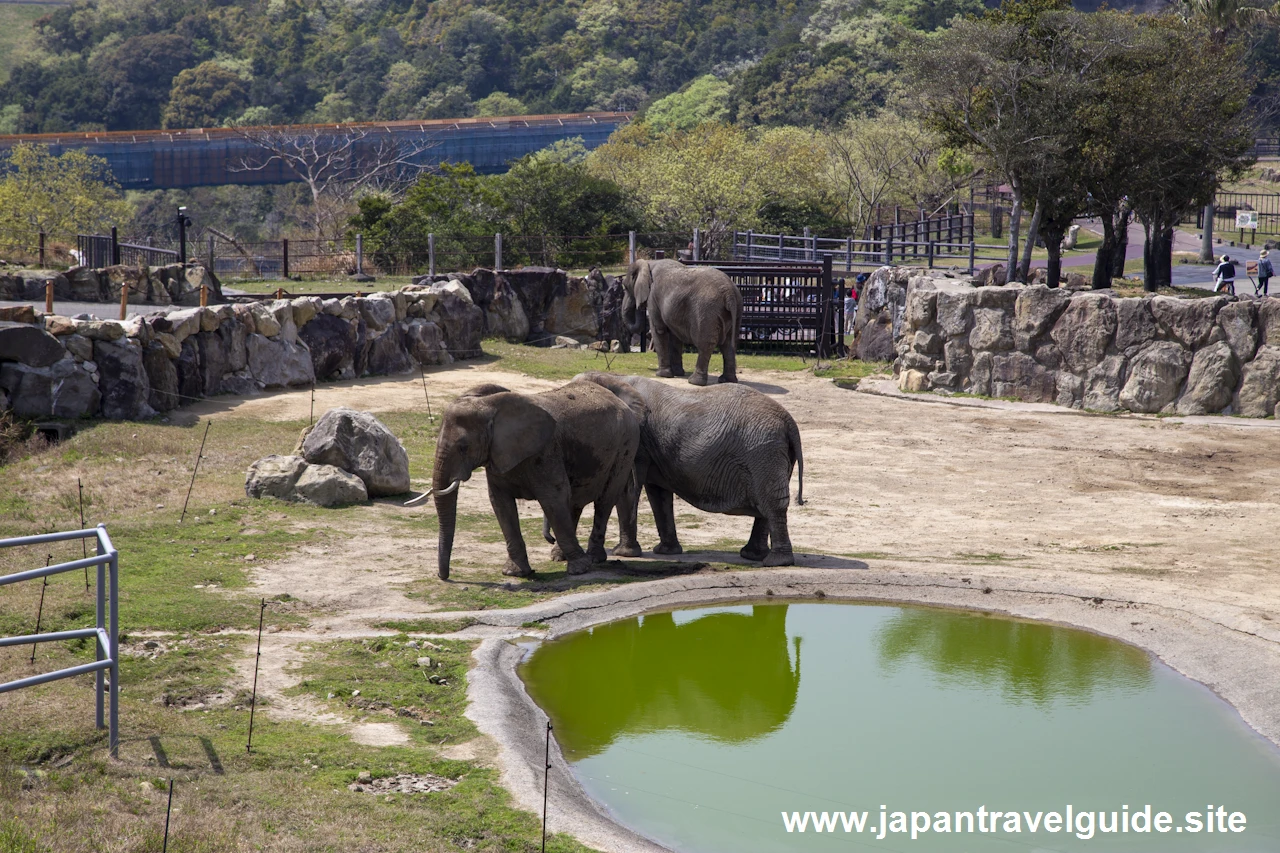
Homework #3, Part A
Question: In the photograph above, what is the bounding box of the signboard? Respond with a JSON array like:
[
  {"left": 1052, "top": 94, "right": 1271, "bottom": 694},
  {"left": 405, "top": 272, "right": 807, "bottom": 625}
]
[{"left": 1237, "top": 210, "right": 1259, "bottom": 229}]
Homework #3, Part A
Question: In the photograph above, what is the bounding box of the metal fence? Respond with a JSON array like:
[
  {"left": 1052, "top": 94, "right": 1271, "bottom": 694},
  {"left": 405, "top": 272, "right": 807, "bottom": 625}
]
[
  {"left": 0, "top": 525, "right": 120, "bottom": 758},
  {"left": 0, "top": 227, "right": 80, "bottom": 267},
  {"left": 1183, "top": 192, "right": 1280, "bottom": 240},
  {"left": 77, "top": 232, "right": 180, "bottom": 268},
  {"left": 730, "top": 228, "right": 1005, "bottom": 273},
  {"left": 689, "top": 258, "right": 843, "bottom": 356}
]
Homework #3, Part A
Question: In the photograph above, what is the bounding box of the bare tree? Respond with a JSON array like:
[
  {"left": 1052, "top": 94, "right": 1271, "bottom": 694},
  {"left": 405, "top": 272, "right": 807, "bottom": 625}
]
[{"left": 232, "top": 125, "right": 438, "bottom": 240}]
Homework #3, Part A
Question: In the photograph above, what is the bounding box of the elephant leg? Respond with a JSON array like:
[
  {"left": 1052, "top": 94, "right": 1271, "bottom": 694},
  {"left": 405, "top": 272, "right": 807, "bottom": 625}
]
[
  {"left": 689, "top": 342, "right": 713, "bottom": 386},
  {"left": 611, "top": 473, "right": 643, "bottom": 557},
  {"left": 549, "top": 506, "right": 584, "bottom": 561},
  {"left": 490, "top": 485, "right": 534, "bottom": 577},
  {"left": 667, "top": 336, "right": 686, "bottom": 377},
  {"left": 587, "top": 499, "right": 614, "bottom": 563},
  {"left": 740, "top": 516, "right": 770, "bottom": 562},
  {"left": 539, "top": 494, "right": 590, "bottom": 575},
  {"left": 653, "top": 325, "right": 674, "bottom": 378},
  {"left": 647, "top": 485, "right": 683, "bottom": 555},
  {"left": 763, "top": 510, "right": 795, "bottom": 567},
  {"left": 718, "top": 339, "right": 738, "bottom": 384}
]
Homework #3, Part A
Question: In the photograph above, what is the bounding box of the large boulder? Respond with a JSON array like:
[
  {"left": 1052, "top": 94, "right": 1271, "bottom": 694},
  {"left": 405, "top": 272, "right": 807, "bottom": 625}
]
[
  {"left": 1216, "top": 300, "right": 1258, "bottom": 363},
  {"left": 175, "top": 339, "right": 203, "bottom": 401},
  {"left": 1235, "top": 345, "right": 1280, "bottom": 417},
  {"left": 364, "top": 327, "right": 413, "bottom": 375},
  {"left": 101, "top": 265, "right": 155, "bottom": 305},
  {"left": 196, "top": 330, "right": 230, "bottom": 395},
  {"left": 1013, "top": 286, "right": 1069, "bottom": 351},
  {"left": 989, "top": 351, "right": 1056, "bottom": 402},
  {"left": 12, "top": 270, "right": 70, "bottom": 300},
  {"left": 0, "top": 322, "right": 65, "bottom": 367},
  {"left": 246, "top": 334, "right": 315, "bottom": 389},
  {"left": 486, "top": 275, "right": 531, "bottom": 341},
  {"left": 66, "top": 267, "right": 105, "bottom": 301},
  {"left": 543, "top": 275, "right": 599, "bottom": 340},
  {"left": 854, "top": 266, "right": 908, "bottom": 361},
  {"left": 142, "top": 343, "right": 180, "bottom": 412},
  {"left": 935, "top": 286, "right": 976, "bottom": 338},
  {"left": 1118, "top": 342, "right": 1192, "bottom": 413},
  {"left": 358, "top": 296, "right": 397, "bottom": 331},
  {"left": 1083, "top": 354, "right": 1127, "bottom": 412},
  {"left": 1150, "top": 295, "right": 1225, "bottom": 349},
  {"left": 404, "top": 320, "right": 452, "bottom": 366},
  {"left": 0, "top": 357, "right": 100, "bottom": 418},
  {"left": 293, "top": 464, "right": 369, "bottom": 507},
  {"left": 1115, "top": 297, "right": 1160, "bottom": 353},
  {"left": 1175, "top": 342, "right": 1239, "bottom": 416},
  {"left": 969, "top": 307, "right": 1014, "bottom": 352},
  {"left": 245, "top": 455, "right": 308, "bottom": 500},
  {"left": 1051, "top": 293, "right": 1116, "bottom": 373},
  {"left": 93, "top": 338, "right": 156, "bottom": 420},
  {"left": 426, "top": 281, "right": 484, "bottom": 359},
  {"left": 299, "top": 313, "right": 357, "bottom": 380},
  {"left": 300, "top": 407, "right": 410, "bottom": 497},
  {"left": 502, "top": 267, "right": 565, "bottom": 336}
]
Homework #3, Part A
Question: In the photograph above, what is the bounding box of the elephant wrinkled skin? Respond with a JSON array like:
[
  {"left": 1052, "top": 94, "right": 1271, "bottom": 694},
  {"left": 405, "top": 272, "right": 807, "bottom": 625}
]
[
  {"left": 624, "top": 259, "right": 742, "bottom": 386},
  {"left": 427, "top": 380, "right": 641, "bottom": 579},
  {"left": 578, "top": 372, "right": 804, "bottom": 566}
]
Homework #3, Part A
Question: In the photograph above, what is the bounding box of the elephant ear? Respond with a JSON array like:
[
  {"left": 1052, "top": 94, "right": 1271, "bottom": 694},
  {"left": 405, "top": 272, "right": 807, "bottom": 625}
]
[
  {"left": 489, "top": 393, "right": 556, "bottom": 474},
  {"left": 608, "top": 383, "right": 648, "bottom": 427},
  {"left": 631, "top": 260, "right": 652, "bottom": 308}
]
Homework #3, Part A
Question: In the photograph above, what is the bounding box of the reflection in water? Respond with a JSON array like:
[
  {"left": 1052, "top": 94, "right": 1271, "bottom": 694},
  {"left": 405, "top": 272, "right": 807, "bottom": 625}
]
[
  {"left": 875, "top": 608, "right": 1152, "bottom": 705},
  {"left": 522, "top": 605, "right": 800, "bottom": 757}
]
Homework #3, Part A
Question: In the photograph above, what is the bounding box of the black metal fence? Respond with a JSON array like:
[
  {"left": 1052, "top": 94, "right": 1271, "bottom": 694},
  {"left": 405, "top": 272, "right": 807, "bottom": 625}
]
[
  {"left": 691, "top": 258, "right": 842, "bottom": 356},
  {"left": 730, "top": 227, "right": 1005, "bottom": 273},
  {"left": 77, "top": 232, "right": 180, "bottom": 268},
  {"left": 1183, "top": 192, "right": 1280, "bottom": 239}
]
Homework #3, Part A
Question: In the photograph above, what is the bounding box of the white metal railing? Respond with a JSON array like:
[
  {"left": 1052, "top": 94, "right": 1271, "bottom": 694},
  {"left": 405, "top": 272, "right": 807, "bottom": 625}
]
[{"left": 0, "top": 525, "right": 120, "bottom": 757}]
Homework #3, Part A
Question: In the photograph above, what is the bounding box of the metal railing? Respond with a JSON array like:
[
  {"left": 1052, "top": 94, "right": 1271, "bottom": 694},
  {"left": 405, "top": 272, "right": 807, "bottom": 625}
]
[
  {"left": 730, "top": 230, "right": 1007, "bottom": 273},
  {"left": 77, "top": 232, "right": 180, "bottom": 269},
  {"left": 0, "top": 525, "right": 120, "bottom": 757}
]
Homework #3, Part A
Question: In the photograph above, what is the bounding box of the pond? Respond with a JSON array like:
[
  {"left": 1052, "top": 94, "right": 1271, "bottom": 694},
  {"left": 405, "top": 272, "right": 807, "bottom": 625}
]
[{"left": 521, "top": 602, "right": 1280, "bottom": 852}]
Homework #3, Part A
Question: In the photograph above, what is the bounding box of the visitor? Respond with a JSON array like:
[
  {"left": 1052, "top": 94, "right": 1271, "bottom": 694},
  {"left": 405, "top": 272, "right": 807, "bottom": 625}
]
[
  {"left": 1258, "top": 250, "right": 1273, "bottom": 296},
  {"left": 1214, "top": 255, "right": 1236, "bottom": 295},
  {"left": 845, "top": 273, "right": 866, "bottom": 335}
]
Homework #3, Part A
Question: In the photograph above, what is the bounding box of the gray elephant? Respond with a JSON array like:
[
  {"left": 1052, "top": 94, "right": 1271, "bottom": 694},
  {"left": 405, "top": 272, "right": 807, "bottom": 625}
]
[
  {"left": 577, "top": 372, "right": 804, "bottom": 566},
  {"left": 412, "top": 381, "right": 641, "bottom": 579},
  {"left": 624, "top": 259, "right": 742, "bottom": 385}
]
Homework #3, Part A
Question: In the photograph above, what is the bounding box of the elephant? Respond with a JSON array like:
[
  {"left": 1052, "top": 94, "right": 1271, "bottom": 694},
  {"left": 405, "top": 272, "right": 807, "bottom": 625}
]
[
  {"left": 624, "top": 259, "right": 742, "bottom": 386},
  {"left": 412, "top": 380, "right": 641, "bottom": 580},
  {"left": 577, "top": 371, "right": 804, "bottom": 566}
]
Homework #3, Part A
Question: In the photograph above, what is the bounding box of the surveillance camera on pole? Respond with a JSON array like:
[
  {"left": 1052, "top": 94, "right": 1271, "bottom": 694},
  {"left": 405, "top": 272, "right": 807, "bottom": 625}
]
[{"left": 176, "top": 206, "right": 193, "bottom": 265}]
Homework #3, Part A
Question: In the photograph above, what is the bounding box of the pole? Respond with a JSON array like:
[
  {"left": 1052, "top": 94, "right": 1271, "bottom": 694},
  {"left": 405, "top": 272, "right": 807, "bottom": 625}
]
[
  {"left": 356, "top": 233, "right": 363, "bottom": 276},
  {"left": 693, "top": 228, "right": 701, "bottom": 262},
  {"left": 1200, "top": 204, "right": 1216, "bottom": 263},
  {"left": 247, "top": 598, "right": 266, "bottom": 753},
  {"left": 162, "top": 779, "right": 174, "bottom": 853},
  {"left": 419, "top": 366, "right": 433, "bottom": 420},
  {"left": 282, "top": 239, "right": 290, "bottom": 280},
  {"left": 78, "top": 478, "right": 88, "bottom": 588},
  {"left": 884, "top": 234, "right": 893, "bottom": 267},
  {"left": 208, "top": 233, "right": 215, "bottom": 273},
  {"left": 44, "top": 280, "right": 54, "bottom": 314},
  {"left": 110, "top": 226, "right": 120, "bottom": 266},
  {"left": 119, "top": 276, "right": 130, "bottom": 321},
  {"left": 542, "top": 720, "right": 552, "bottom": 853},
  {"left": 178, "top": 215, "right": 188, "bottom": 265},
  {"left": 428, "top": 233, "right": 436, "bottom": 277},
  {"left": 199, "top": 284, "right": 208, "bottom": 308},
  {"left": 31, "top": 556, "right": 52, "bottom": 664},
  {"left": 310, "top": 385, "right": 315, "bottom": 426},
  {"left": 38, "top": 231, "right": 45, "bottom": 267},
  {"left": 628, "top": 231, "right": 636, "bottom": 266},
  {"left": 180, "top": 422, "right": 210, "bottom": 523},
  {"left": 495, "top": 233, "right": 503, "bottom": 272}
]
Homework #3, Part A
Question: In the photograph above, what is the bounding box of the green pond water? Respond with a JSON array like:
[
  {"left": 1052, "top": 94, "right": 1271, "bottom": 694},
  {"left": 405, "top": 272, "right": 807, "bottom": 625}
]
[{"left": 520, "top": 603, "right": 1280, "bottom": 853}]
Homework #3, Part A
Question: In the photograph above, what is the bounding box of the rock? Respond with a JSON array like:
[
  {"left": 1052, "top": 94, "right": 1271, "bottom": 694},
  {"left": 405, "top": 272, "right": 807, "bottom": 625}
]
[
  {"left": 166, "top": 264, "right": 222, "bottom": 306},
  {"left": 93, "top": 338, "right": 156, "bottom": 420},
  {"left": 935, "top": 287, "right": 975, "bottom": 337},
  {"left": 426, "top": 282, "right": 484, "bottom": 359},
  {"left": 219, "top": 370, "right": 258, "bottom": 396},
  {"left": 294, "top": 464, "right": 369, "bottom": 507},
  {"left": 249, "top": 303, "right": 281, "bottom": 337},
  {"left": 967, "top": 351, "right": 992, "bottom": 396},
  {"left": 153, "top": 332, "right": 181, "bottom": 360},
  {"left": 152, "top": 308, "right": 201, "bottom": 343},
  {"left": 543, "top": 275, "right": 599, "bottom": 339},
  {"left": 1118, "top": 342, "right": 1191, "bottom": 413},
  {"left": 979, "top": 264, "right": 1006, "bottom": 287},
  {"left": 0, "top": 305, "right": 36, "bottom": 324},
  {"left": 301, "top": 407, "right": 410, "bottom": 497},
  {"left": 485, "top": 276, "right": 530, "bottom": 341},
  {"left": 292, "top": 297, "right": 321, "bottom": 328},
  {"left": 198, "top": 307, "right": 221, "bottom": 333},
  {"left": 76, "top": 320, "right": 126, "bottom": 342},
  {"left": 1055, "top": 371, "right": 1084, "bottom": 408},
  {"left": 1176, "top": 342, "right": 1239, "bottom": 415},
  {"left": 176, "top": 339, "right": 203, "bottom": 401},
  {"left": 404, "top": 320, "right": 452, "bottom": 366},
  {"left": 1258, "top": 298, "right": 1280, "bottom": 347},
  {"left": 13, "top": 269, "right": 70, "bottom": 300},
  {"left": 194, "top": 330, "right": 230, "bottom": 396},
  {"left": 1013, "top": 286, "right": 1069, "bottom": 351},
  {"left": 66, "top": 267, "right": 105, "bottom": 301},
  {"left": 551, "top": 335, "right": 582, "bottom": 349},
  {"left": 1051, "top": 293, "right": 1116, "bottom": 373},
  {"left": 246, "top": 334, "right": 315, "bottom": 389},
  {"left": 854, "top": 267, "right": 907, "bottom": 361},
  {"left": 943, "top": 338, "right": 973, "bottom": 377},
  {"left": 0, "top": 322, "right": 65, "bottom": 367},
  {"left": 1235, "top": 345, "right": 1280, "bottom": 417},
  {"left": 969, "top": 308, "right": 1014, "bottom": 352},
  {"left": 299, "top": 313, "right": 357, "bottom": 380},
  {"left": 856, "top": 313, "right": 897, "bottom": 361},
  {"left": 220, "top": 317, "right": 248, "bottom": 373},
  {"left": 0, "top": 358, "right": 100, "bottom": 418},
  {"left": 364, "top": 327, "right": 413, "bottom": 375},
  {"left": 102, "top": 265, "right": 155, "bottom": 305},
  {"left": 245, "top": 455, "right": 308, "bottom": 500},
  {"left": 1150, "top": 295, "right": 1225, "bottom": 349},
  {"left": 911, "top": 330, "right": 943, "bottom": 356},
  {"left": 63, "top": 334, "right": 93, "bottom": 362},
  {"left": 1115, "top": 297, "right": 1159, "bottom": 353},
  {"left": 232, "top": 303, "right": 256, "bottom": 335},
  {"left": 898, "top": 369, "right": 929, "bottom": 392},
  {"left": 904, "top": 285, "right": 938, "bottom": 331},
  {"left": 1083, "top": 354, "right": 1127, "bottom": 412},
  {"left": 358, "top": 296, "right": 397, "bottom": 331},
  {"left": 990, "top": 351, "right": 1056, "bottom": 402},
  {"left": 1216, "top": 301, "right": 1258, "bottom": 362},
  {"left": 1064, "top": 272, "right": 1090, "bottom": 291},
  {"left": 142, "top": 343, "right": 180, "bottom": 412}
]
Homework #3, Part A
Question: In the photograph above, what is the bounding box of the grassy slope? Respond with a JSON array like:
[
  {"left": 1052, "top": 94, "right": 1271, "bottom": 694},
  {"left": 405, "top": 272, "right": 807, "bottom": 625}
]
[{"left": 0, "top": 4, "right": 46, "bottom": 84}]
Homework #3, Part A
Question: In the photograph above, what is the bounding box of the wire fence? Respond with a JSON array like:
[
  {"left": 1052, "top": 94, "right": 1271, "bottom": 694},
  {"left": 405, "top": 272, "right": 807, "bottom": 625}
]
[{"left": 0, "top": 227, "right": 82, "bottom": 268}]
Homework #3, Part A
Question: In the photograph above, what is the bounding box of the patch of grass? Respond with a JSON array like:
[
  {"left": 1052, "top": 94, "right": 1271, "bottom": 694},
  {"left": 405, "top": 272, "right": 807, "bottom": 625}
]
[
  {"left": 1110, "top": 277, "right": 1218, "bottom": 299},
  {"left": 226, "top": 276, "right": 418, "bottom": 295},
  {"left": 291, "top": 636, "right": 477, "bottom": 745},
  {"left": 954, "top": 552, "right": 1014, "bottom": 564},
  {"left": 375, "top": 617, "right": 478, "bottom": 634},
  {"left": 0, "top": 4, "right": 44, "bottom": 82}
]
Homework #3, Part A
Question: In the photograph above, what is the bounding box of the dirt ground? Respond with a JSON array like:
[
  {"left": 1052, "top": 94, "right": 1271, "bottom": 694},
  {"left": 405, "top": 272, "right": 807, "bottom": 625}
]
[{"left": 191, "top": 362, "right": 1280, "bottom": 774}]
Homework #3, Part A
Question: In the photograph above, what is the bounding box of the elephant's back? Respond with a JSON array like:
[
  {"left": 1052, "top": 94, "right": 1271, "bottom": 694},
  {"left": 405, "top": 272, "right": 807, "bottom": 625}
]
[{"left": 539, "top": 381, "right": 640, "bottom": 491}]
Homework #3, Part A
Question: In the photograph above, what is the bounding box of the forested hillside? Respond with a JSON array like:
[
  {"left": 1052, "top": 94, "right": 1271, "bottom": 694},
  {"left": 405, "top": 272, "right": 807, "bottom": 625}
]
[{"left": 0, "top": 0, "right": 1001, "bottom": 134}]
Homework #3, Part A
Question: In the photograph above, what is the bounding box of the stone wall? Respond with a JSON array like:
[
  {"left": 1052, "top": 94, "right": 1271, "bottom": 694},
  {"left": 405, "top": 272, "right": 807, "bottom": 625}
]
[
  {"left": 0, "top": 281, "right": 484, "bottom": 421},
  {"left": 892, "top": 271, "right": 1280, "bottom": 417},
  {"left": 0, "top": 263, "right": 223, "bottom": 306}
]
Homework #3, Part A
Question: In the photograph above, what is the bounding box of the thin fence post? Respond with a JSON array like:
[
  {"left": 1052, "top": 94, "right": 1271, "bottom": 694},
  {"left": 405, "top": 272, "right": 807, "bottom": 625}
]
[
  {"left": 180, "top": 422, "right": 211, "bottom": 523},
  {"left": 628, "top": 231, "right": 636, "bottom": 265},
  {"left": 282, "top": 239, "right": 290, "bottom": 279},
  {"left": 247, "top": 598, "right": 266, "bottom": 753},
  {"left": 495, "top": 233, "right": 503, "bottom": 271},
  {"left": 95, "top": 533, "right": 105, "bottom": 732},
  {"left": 355, "top": 233, "right": 363, "bottom": 276},
  {"left": 845, "top": 236, "right": 853, "bottom": 272},
  {"left": 207, "top": 233, "right": 215, "bottom": 273},
  {"left": 119, "top": 278, "right": 129, "bottom": 321},
  {"left": 693, "top": 228, "right": 701, "bottom": 262},
  {"left": 927, "top": 239, "right": 934, "bottom": 269},
  {"left": 44, "top": 280, "right": 54, "bottom": 314},
  {"left": 109, "top": 545, "right": 119, "bottom": 758},
  {"left": 803, "top": 227, "right": 812, "bottom": 262},
  {"left": 884, "top": 233, "right": 893, "bottom": 267},
  {"left": 542, "top": 721, "right": 552, "bottom": 853},
  {"left": 111, "top": 227, "right": 120, "bottom": 266},
  {"left": 38, "top": 231, "right": 45, "bottom": 267},
  {"left": 162, "top": 779, "right": 174, "bottom": 852},
  {"left": 969, "top": 240, "right": 977, "bottom": 275},
  {"left": 428, "top": 233, "right": 436, "bottom": 276}
]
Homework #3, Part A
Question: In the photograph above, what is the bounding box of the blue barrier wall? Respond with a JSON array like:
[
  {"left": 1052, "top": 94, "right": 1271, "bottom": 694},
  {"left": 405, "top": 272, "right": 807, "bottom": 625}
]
[{"left": 0, "top": 113, "right": 632, "bottom": 190}]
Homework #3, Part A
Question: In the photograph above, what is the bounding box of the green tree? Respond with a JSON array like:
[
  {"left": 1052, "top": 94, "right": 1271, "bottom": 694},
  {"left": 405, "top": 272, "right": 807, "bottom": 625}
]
[
  {"left": 645, "top": 75, "right": 731, "bottom": 132},
  {"left": 0, "top": 144, "right": 132, "bottom": 243},
  {"left": 162, "top": 62, "right": 250, "bottom": 129}
]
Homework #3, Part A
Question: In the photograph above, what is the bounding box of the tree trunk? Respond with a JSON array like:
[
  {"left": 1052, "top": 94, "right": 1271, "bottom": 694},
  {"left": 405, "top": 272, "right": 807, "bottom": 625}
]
[
  {"left": 1018, "top": 199, "right": 1043, "bottom": 283},
  {"left": 1141, "top": 219, "right": 1157, "bottom": 292},
  {"left": 1042, "top": 223, "right": 1066, "bottom": 289},
  {"left": 1199, "top": 203, "right": 1216, "bottom": 263},
  {"left": 1092, "top": 211, "right": 1117, "bottom": 290},
  {"left": 1111, "top": 207, "right": 1130, "bottom": 280},
  {"left": 1005, "top": 193, "right": 1023, "bottom": 282},
  {"left": 1154, "top": 224, "right": 1174, "bottom": 290}
]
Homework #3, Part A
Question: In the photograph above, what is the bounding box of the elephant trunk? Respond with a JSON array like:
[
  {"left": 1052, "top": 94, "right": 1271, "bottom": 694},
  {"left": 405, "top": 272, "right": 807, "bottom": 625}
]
[{"left": 435, "top": 484, "right": 458, "bottom": 581}]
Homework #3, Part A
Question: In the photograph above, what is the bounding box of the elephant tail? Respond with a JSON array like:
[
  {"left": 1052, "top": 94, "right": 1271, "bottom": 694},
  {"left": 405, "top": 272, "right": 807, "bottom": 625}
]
[
  {"left": 542, "top": 515, "right": 556, "bottom": 545},
  {"left": 787, "top": 417, "right": 805, "bottom": 506}
]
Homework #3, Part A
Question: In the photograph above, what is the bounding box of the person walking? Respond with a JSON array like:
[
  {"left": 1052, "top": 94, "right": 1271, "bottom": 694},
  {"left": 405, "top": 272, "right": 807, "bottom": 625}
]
[
  {"left": 1214, "top": 255, "right": 1236, "bottom": 295},
  {"left": 1258, "top": 250, "right": 1273, "bottom": 296}
]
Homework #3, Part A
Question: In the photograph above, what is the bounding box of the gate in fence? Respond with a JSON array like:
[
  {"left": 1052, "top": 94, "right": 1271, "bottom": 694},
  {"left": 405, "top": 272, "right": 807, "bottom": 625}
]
[
  {"left": 78, "top": 233, "right": 179, "bottom": 269},
  {"left": 0, "top": 525, "right": 120, "bottom": 757},
  {"left": 696, "top": 258, "right": 842, "bottom": 356}
]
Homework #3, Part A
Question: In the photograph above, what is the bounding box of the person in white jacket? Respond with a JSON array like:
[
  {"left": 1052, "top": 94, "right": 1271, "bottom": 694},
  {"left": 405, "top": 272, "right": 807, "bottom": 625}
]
[{"left": 1214, "top": 255, "right": 1236, "bottom": 294}]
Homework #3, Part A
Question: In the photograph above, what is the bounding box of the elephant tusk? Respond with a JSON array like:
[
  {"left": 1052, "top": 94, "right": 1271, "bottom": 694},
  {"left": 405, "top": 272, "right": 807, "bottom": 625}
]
[{"left": 403, "top": 479, "right": 459, "bottom": 506}]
